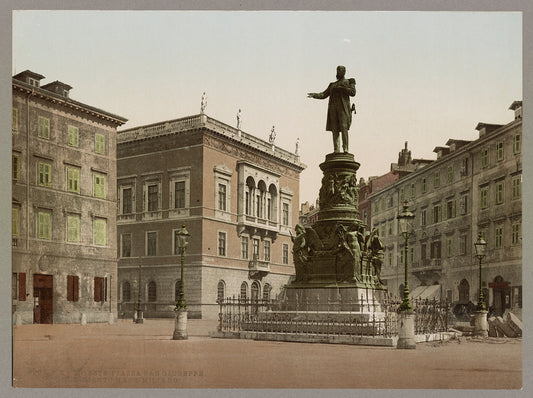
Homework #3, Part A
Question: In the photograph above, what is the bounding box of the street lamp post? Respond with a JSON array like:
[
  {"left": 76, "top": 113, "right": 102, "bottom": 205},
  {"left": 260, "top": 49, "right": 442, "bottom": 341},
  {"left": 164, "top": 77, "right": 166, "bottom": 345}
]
[
  {"left": 473, "top": 233, "right": 488, "bottom": 337},
  {"left": 173, "top": 225, "right": 190, "bottom": 340},
  {"left": 135, "top": 263, "right": 144, "bottom": 324},
  {"left": 396, "top": 201, "right": 416, "bottom": 349}
]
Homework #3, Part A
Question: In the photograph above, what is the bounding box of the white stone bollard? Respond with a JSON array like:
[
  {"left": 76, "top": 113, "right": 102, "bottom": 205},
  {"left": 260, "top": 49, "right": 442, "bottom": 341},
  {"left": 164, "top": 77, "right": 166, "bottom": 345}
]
[
  {"left": 473, "top": 310, "right": 488, "bottom": 337},
  {"left": 397, "top": 311, "right": 416, "bottom": 349},
  {"left": 173, "top": 309, "right": 188, "bottom": 340},
  {"left": 80, "top": 313, "right": 87, "bottom": 325}
]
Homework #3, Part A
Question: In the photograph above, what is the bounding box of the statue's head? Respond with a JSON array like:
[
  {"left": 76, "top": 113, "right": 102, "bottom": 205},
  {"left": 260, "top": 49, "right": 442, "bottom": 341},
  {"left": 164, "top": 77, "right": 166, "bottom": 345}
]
[
  {"left": 336, "top": 65, "right": 346, "bottom": 79},
  {"left": 295, "top": 224, "right": 305, "bottom": 234}
]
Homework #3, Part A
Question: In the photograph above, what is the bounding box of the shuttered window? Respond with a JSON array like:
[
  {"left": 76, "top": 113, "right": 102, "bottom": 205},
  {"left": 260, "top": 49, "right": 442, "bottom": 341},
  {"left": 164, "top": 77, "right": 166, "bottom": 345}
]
[
  {"left": 18, "top": 273, "right": 26, "bottom": 301},
  {"left": 38, "top": 117, "right": 50, "bottom": 139},
  {"left": 12, "top": 207, "right": 20, "bottom": 236},
  {"left": 94, "top": 173, "right": 106, "bottom": 198},
  {"left": 37, "top": 211, "right": 52, "bottom": 239},
  {"left": 38, "top": 162, "right": 51, "bottom": 187},
  {"left": 67, "top": 167, "right": 80, "bottom": 193},
  {"left": 12, "top": 108, "right": 19, "bottom": 131},
  {"left": 12, "top": 153, "right": 20, "bottom": 180},
  {"left": 68, "top": 125, "right": 79, "bottom": 147},
  {"left": 93, "top": 218, "right": 107, "bottom": 246},
  {"left": 67, "top": 275, "right": 79, "bottom": 302},
  {"left": 95, "top": 134, "right": 106, "bottom": 154},
  {"left": 67, "top": 214, "right": 80, "bottom": 243},
  {"left": 94, "top": 277, "right": 107, "bottom": 302}
]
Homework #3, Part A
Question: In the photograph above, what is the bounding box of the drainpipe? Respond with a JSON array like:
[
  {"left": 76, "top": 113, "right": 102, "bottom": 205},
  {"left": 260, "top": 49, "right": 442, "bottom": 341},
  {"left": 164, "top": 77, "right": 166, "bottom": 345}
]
[{"left": 25, "top": 89, "right": 35, "bottom": 252}]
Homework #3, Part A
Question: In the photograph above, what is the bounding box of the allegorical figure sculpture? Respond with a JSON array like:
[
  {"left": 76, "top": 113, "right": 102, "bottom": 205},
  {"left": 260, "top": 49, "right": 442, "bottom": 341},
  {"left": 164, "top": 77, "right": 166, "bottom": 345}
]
[
  {"left": 368, "top": 228, "right": 384, "bottom": 284},
  {"left": 269, "top": 125, "right": 276, "bottom": 145},
  {"left": 201, "top": 92, "right": 207, "bottom": 114},
  {"left": 291, "top": 224, "right": 310, "bottom": 282},
  {"left": 236, "top": 109, "right": 242, "bottom": 130},
  {"left": 308, "top": 65, "right": 356, "bottom": 153}
]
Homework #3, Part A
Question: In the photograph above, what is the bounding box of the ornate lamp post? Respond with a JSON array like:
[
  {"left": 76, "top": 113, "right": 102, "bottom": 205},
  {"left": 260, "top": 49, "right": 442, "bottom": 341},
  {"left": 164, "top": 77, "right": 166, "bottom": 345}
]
[
  {"left": 473, "top": 233, "right": 489, "bottom": 337},
  {"left": 135, "top": 263, "right": 143, "bottom": 324},
  {"left": 474, "top": 234, "right": 487, "bottom": 311},
  {"left": 397, "top": 202, "right": 415, "bottom": 312},
  {"left": 396, "top": 201, "right": 416, "bottom": 349},
  {"left": 173, "top": 225, "right": 190, "bottom": 340}
]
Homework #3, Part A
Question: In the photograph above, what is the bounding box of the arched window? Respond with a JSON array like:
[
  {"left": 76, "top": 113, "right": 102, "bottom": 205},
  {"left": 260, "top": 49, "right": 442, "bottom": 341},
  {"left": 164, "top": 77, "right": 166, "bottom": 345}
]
[
  {"left": 246, "top": 177, "right": 256, "bottom": 216},
  {"left": 257, "top": 180, "right": 267, "bottom": 219},
  {"left": 268, "top": 184, "right": 278, "bottom": 221},
  {"left": 217, "top": 280, "right": 225, "bottom": 303},
  {"left": 240, "top": 282, "right": 248, "bottom": 300},
  {"left": 148, "top": 281, "right": 157, "bottom": 302},
  {"left": 175, "top": 280, "right": 182, "bottom": 301},
  {"left": 123, "top": 281, "right": 131, "bottom": 301},
  {"left": 458, "top": 279, "right": 470, "bottom": 303},
  {"left": 251, "top": 281, "right": 260, "bottom": 301},
  {"left": 263, "top": 283, "right": 272, "bottom": 301}
]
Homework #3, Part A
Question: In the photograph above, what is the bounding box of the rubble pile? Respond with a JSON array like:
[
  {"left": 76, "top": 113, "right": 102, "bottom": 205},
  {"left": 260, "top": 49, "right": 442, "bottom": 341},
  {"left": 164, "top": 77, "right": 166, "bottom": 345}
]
[{"left": 488, "top": 312, "right": 522, "bottom": 338}]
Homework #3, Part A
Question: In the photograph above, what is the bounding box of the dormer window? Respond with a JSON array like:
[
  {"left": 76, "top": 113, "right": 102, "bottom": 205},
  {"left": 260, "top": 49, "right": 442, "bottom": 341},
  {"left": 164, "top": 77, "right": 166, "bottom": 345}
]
[{"left": 28, "top": 78, "right": 40, "bottom": 87}]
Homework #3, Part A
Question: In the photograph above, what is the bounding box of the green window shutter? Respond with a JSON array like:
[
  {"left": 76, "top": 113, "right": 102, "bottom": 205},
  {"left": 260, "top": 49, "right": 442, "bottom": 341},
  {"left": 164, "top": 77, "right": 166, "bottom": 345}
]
[
  {"left": 452, "top": 200, "right": 456, "bottom": 217},
  {"left": 95, "top": 134, "right": 105, "bottom": 154},
  {"left": 38, "top": 212, "right": 51, "bottom": 239},
  {"left": 67, "top": 215, "right": 80, "bottom": 243},
  {"left": 68, "top": 126, "right": 79, "bottom": 147},
  {"left": 12, "top": 207, "right": 19, "bottom": 236},
  {"left": 94, "top": 218, "right": 107, "bottom": 246},
  {"left": 67, "top": 168, "right": 80, "bottom": 193},
  {"left": 94, "top": 174, "right": 106, "bottom": 198},
  {"left": 12, "top": 108, "right": 19, "bottom": 131},
  {"left": 39, "top": 117, "right": 50, "bottom": 139},
  {"left": 12, "top": 154, "right": 19, "bottom": 180}
]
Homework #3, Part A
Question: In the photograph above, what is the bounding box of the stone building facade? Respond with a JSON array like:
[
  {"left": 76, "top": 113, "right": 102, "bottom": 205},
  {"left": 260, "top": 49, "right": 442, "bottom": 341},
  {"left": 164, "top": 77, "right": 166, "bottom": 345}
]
[
  {"left": 116, "top": 114, "right": 305, "bottom": 319},
  {"left": 371, "top": 102, "right": 522, "bottom": 317},
  {"left": 12, "top": 70, "right": 127, "bottom": 324}
]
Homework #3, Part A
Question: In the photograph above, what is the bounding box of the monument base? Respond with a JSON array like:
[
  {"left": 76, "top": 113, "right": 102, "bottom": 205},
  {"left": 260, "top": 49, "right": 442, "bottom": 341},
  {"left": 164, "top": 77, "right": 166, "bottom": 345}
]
[{"left": 281, "top": 285, "right": 388, "bottom": 312}]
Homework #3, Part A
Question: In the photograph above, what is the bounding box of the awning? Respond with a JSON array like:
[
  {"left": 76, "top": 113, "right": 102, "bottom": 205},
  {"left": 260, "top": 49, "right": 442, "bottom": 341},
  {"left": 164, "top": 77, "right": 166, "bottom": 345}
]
[{"left": 410, "top": 285, "right": 441, "bottom": 300}]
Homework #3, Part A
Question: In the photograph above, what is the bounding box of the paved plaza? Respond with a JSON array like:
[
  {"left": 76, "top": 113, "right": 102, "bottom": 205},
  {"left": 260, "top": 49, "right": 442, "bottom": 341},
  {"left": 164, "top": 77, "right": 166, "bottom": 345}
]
[{"left": 13, "top": 318, "right": 522, "bottom": 389}]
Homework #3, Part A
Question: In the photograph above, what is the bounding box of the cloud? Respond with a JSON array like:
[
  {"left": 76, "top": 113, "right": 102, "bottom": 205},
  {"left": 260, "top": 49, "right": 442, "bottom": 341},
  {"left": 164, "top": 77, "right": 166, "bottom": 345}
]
[{"left": 343, "top": 38, "right": 351, "bottom": 43}]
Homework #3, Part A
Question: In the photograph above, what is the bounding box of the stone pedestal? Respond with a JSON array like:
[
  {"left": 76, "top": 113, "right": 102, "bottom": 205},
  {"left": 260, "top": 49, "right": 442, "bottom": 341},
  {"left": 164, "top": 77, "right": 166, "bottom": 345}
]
[
  {"left": 283, "top": 286, "right": 387, "bottom": 312},
  {"left": 397, "top": 311, "right": 416, "bottom": 349},
  {"left": 473, "top": 310, "right": 488, "bottom": 337},
  {"left": 173, "top": 309, "right": 188, "bottom": 340},
  {"left": 135, "top": 310, "right": 144, "bottom": 324}
]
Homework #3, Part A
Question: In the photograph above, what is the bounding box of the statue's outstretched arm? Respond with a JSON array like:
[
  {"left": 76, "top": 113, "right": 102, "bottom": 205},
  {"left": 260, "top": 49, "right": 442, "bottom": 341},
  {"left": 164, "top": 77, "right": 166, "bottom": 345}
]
[{"left": 307, "top": 84, "right": 331, "bottom": 100}]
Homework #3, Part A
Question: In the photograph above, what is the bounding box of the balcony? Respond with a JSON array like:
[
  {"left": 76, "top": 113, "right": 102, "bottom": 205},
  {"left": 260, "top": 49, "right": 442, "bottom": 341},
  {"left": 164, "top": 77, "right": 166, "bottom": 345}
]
[
  {"left": 412, "top": 258, "right": 442, "bottom": 283},
  {"left": 142, "top": 211, "right": 162, "bottom": 221},
  {"left": 238, "top": 214, "right": 278, "bottom": 240},
  {"left": 118, "top": 213, "right": 136, "bottom": 223},
  {"left": 249, "top": 257, "right": 270, "bottom": 279}
]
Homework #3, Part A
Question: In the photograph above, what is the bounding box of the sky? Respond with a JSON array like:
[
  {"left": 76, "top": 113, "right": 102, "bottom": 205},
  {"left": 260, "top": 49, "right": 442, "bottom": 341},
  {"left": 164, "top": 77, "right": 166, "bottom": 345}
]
[{"left": 12, "top": 11, "right": 522, "bottom": 205}]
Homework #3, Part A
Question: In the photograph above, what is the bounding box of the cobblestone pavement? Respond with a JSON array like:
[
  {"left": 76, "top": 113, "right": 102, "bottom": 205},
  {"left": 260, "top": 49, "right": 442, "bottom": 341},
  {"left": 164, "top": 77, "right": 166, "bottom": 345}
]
[{"left": 13, "top": 318, "right": 522, "bottom": 389}]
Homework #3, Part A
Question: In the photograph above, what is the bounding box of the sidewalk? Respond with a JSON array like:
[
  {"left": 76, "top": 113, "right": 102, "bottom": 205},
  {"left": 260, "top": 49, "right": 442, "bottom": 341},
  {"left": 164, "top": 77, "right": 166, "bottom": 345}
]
[{"left": 13, "top": 318, "right": 522, "bottom": 389}]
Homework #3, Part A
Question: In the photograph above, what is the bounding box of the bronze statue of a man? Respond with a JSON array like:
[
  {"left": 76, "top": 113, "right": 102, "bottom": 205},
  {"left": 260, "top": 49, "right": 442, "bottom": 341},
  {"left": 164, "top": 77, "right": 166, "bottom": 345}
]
[{"left": 308, "top": 65, "right": 356, "bottom": 153}]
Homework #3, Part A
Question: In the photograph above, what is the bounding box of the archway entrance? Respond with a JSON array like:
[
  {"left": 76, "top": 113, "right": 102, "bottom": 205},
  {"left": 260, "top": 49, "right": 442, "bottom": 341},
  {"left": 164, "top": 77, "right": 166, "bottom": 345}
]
[{"left": 490, "top": 275, "right": 510, "bottom": 316}]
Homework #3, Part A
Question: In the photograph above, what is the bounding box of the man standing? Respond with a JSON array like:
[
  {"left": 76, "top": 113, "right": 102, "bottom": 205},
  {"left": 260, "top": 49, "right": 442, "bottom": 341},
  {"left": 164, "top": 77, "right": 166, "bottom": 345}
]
[{"left": 308, "top": 66, "right": 356, "bottom": 153}]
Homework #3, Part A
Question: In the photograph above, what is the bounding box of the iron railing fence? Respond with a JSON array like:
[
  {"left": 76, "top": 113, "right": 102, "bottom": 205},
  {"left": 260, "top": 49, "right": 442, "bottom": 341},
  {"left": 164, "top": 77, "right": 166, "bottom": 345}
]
[
  {"left": 217, "top": 296, "right": 451, "bottom": 338},
  {"left": 217, "top": 296, "right": 399, "bottom": 338}
]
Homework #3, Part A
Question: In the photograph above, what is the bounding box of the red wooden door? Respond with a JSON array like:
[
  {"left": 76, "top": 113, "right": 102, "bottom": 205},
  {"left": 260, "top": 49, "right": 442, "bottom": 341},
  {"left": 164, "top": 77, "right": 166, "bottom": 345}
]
[{"left": 33, "top": 274, "right": 53, "bottom": 324}]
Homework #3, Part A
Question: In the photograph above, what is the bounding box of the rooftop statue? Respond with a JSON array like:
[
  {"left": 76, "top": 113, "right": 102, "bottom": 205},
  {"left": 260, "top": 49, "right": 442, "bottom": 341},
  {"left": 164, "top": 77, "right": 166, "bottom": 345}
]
[{"left": 308, "top": 66, "right": 356, "bottom": 153}]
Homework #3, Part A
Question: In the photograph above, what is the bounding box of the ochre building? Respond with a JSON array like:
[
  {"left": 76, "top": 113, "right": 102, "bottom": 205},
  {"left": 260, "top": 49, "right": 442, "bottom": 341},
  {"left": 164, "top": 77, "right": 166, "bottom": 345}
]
[
  {"left": 116, "top": 114, "right": 305, "bottom": 319},
  {"left": 12, "top": 70, "right": 127, "bottom": 324}
]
